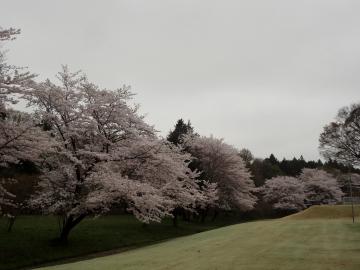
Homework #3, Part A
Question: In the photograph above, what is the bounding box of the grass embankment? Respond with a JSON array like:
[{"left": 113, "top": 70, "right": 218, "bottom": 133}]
[
  {"left": 38, "top": 205, "right": 360, "bottom": 270},
  {"left": 0, "top": 215, "right": 236, "bottom": 270},
  {"left": 285, "top": 205, "right": 360, "bottom": 220}
]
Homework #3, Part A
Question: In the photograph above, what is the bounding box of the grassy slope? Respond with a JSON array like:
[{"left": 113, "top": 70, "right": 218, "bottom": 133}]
[
  {"left": 38, "top": 206, "right": 360, "bottom": 270},
  {"left": 0, "top": 215, "right": 236, "bottom": 270},
  {"left": 285, "top": 205, "right": 360, "bottom": 220}
]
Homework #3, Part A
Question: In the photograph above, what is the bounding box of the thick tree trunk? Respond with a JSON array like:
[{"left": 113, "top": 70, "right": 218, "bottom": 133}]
[
  {"left": 182, "top": 211, "right": 187, "bottom": 221},
  {"left": 173, "top": 212, "right": 178, "bottom": 227},
  {"left": 192, "top": 212, "right": 199, "bottom": 222},
  {"left": 59, "top": 223, "right": 72, "bottom": 243},
  {"left": 6, "top": 216, "right": 16, "bottom": 232},
  {"left": 211, "top": 210, "right": 218, "bottom": 221},
  {"left": 59, "top": 214, "right": 86, "bottom": 243},
  {"left": 182, "top": 210, "right": 190, "bottom": 222},
  {"left": 200, "top": 207, "right": 209, "bottom": 223}
]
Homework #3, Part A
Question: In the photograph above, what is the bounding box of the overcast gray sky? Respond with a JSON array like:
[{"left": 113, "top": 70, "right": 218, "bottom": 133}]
[{"left": 1, "top": 0, "right": 360, "bottom": 160}]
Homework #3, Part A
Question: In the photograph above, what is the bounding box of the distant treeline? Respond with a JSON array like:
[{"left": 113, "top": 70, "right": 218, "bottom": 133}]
[{"left": 249, "top": 154, "right": 360, "bottom": 187}]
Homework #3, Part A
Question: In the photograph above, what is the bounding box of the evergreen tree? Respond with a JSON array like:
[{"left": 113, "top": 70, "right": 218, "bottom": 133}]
[
  {"left": 167, "top": 119, "right": 195, "bottom": 145},
  {"left": 267, "top": 154, "right": 279, "bottom": 165},
  {"left": 250, "top": 156, "right": 283, "bottom": 187}
]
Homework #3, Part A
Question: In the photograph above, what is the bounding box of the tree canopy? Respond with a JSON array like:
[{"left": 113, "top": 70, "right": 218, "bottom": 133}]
[{"left": 320, "top": 103, "right": 360, "bottom": 167}]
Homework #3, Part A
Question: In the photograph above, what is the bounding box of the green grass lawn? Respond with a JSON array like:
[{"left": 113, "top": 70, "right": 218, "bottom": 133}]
[
  {"left": 36, "top": 206, "right": 360, "bottom": 270},
  {"left": 0, "top": 214, "right": 236, "bottom": 270}
]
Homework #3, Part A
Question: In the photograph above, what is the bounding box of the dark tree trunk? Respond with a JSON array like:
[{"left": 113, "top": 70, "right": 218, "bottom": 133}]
[
  {"left": 59, "top": 214, "right": 87, "bottom": 243},
  {"left": 182, "top": 210, "right": 190, "bottom": 222},
  {"left": 173, "top": 212, "right": 178, "bottom": 227},
  {"left": 211, "top": 210, "right": 218, "bottom": 221},
  {"left": 59, "top": 223, "right": 72, "bottom": 243},
  {"left": 201, "top": 207, "right": 209, "bottom": 223},
  {"left": 192, "top": 212, "right": 199, "bottom": 222},
  {"left": 182, "top": 211, "right": 186, "bottom": 221},
  {"left": 6, "top": 216, "right": 16, "bottom": 232}
]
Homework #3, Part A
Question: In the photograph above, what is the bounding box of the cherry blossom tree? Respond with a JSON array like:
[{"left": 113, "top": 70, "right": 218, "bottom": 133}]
[
  {"left": 0, "top": 27, "right": 48, "bottom": 216},
  {"left": 0, "top": 110, "right": 52, "bottom": 217},
  {"left": 25, "top": 67, "right": 209, "bottom": 242},
  {"left": 299, "top": 168, "right": 343, "bottom": 204},
  {"left": 101, "top": 138, "right": 209, "bottom": 226},
  {"left": 194, "top": 180, "right": 218, "bottom": 222},
  {"left": 0, "top": 27, "right": 34, "bottom": 115},
  {"left": 0, "top": 26, "right": 38, "bottom": 164},
  {"left": 260, "top": 176, "right": 306, "bottom": 211},
  {"left": 182, "top": 135, "right": 257, "bottom": 212}
]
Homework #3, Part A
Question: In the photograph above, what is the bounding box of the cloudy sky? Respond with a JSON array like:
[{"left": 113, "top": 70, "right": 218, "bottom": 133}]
[{"left": 1, "top": 0, "right": 360, "bottom": 160}]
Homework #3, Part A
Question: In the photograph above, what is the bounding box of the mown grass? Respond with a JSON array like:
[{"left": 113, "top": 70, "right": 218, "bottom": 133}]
[
  {"left": 37, "top": 206, "right": 360, "bottom": 270},
  {"left": 0, "top": 214, "right": 236, "bottom": 270}
]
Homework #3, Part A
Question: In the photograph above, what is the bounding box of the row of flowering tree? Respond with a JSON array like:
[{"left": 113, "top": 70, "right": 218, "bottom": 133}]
[
  {"left": 260, "top": 168, "right": 344, "bottom": 212},
  {"left": 4, "top": 65, "right": 226, "bottom": 242},
  {"left": 2, "top": 25, "right": 354, "bottom": 244},
  {"left": 0, "top": 27, "right": 258, "bottom": 242},
  {"left": 182, "top": 135, "right": 257, "bottom": 216},
  {"left": 0, "top": 27, "right": 47, "bottom": 219}
]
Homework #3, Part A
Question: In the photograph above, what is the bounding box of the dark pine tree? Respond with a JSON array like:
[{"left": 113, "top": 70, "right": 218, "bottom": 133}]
[
  {"left": 167, "top": 119, "right": 195, "bottom": 146},
  {"left": 267, "top": 153, "right": 279, "bottom": 165}
]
